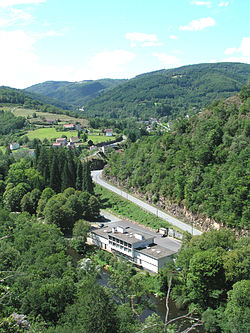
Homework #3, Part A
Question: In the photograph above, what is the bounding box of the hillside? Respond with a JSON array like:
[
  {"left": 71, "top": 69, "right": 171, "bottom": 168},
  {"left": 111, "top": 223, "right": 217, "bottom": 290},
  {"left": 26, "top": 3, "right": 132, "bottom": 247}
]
[
  {"left": 105, "top": 84, "right": 250, "bottom": 231},
  {"left": 25, "top": 78, "right": 126, "bottom": 108},
  {"left": 84, "top": 62, "right": 250, "bottom": 119},
  {"left": 0, "top": 86, "right": 76, "bottom": 117}
]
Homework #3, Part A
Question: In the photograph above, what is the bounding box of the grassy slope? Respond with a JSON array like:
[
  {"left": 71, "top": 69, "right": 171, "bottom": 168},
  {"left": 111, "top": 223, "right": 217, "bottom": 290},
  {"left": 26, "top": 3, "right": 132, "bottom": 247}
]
[
  {"left": 10, "top": 107, "right": 88, "bottom": 126},
  {"left": 95, "top": 184, "right": 172, "bottom": 231}
]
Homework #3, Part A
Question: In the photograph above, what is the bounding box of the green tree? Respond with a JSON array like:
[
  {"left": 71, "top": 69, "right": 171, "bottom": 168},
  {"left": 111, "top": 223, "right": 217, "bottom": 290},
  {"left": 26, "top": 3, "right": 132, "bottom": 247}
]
[
  {"left": 71, "top": 219, "right": 90, "bottom": 253},
  {"left": 36, "top": 187, "right": 55, "bottom": 217},
  {"left": 82, "top": 162, "right": 94, "bottom": 194},
  {"left": 186, "top": 248, "right": 226, "bottom": 310},
  {"left": 49, "top": 155, "right": 61, "bottom": 193},
  {"left": 87, "top": 195, "right": 100, "bottom": 220},
  {"left": 61, "top": 276, "right": 118, "bottom": 333},
  {"left": 3, "top": 182, "right": 30, "bottom": 211},
  {"left": 223, "top": 280, "right": 250, "bottom": 333},
  {"left": 20, "top": 188, "right": 41, "bottom": 214},
  {"left": 75, "top": 160, "right": 83, "bottom": 190},
  {"left": 44, "top": 194, "right": 74, "bottom": 233}
]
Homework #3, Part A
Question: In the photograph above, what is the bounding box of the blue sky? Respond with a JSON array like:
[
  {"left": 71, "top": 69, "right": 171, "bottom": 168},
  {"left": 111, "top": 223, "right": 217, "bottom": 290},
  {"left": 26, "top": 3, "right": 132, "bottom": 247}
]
[{"left": 0, "top": 0, "right": 249, "bottom": 88}]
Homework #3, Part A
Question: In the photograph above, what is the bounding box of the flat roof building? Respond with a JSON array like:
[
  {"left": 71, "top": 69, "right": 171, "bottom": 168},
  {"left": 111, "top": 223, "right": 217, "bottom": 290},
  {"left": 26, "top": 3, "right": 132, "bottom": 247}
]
[{"left": 90, "top": 222, "right": 176, "bottom": 273}]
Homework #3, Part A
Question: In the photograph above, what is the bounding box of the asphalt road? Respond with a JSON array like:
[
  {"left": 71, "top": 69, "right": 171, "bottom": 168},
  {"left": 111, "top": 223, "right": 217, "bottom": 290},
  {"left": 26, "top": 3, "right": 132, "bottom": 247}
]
[{"left": 91, "top": 170, "right": 202, "bottom": 236}]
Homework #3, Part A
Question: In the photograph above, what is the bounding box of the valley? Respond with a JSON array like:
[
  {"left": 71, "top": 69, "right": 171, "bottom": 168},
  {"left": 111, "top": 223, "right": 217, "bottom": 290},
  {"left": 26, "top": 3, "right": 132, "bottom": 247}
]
[{"left": 0, "top": 62, "right": 249, "bottom": 333}]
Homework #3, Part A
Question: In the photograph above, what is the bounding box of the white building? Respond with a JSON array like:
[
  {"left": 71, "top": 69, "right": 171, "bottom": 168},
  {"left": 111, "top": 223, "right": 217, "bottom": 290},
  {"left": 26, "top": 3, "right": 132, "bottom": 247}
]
[
  {"left": 10, "top": 142, "right": 20, "bottom": 150},
  {"left": 90, "top": 224, "right": 175, "bottom": 273},
  {"left": 105, "top": 129, "right": 113, "bottom": 137}
]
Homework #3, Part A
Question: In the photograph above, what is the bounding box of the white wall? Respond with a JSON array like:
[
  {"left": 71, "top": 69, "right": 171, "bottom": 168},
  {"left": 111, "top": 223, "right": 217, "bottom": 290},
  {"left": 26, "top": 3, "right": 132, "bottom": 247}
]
[{"left": 134, "top": 251, "right": 159, "bottom": 273}]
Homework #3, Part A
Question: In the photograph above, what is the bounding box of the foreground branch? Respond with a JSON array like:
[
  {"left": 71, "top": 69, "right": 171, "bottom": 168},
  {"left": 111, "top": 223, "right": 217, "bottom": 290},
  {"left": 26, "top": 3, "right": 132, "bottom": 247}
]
[{"left": 137, "top": 274, "right": 203, "bottom": 333}]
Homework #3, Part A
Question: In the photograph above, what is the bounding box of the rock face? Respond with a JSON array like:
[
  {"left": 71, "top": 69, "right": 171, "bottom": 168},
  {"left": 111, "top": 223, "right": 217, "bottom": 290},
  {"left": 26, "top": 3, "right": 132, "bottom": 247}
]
[{"left": 104, "top": 174, "right": 248, "bottom": 236}]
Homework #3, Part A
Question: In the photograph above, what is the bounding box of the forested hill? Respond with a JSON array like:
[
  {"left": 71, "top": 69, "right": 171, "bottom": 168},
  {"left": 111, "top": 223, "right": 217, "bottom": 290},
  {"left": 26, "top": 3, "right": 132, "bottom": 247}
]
[
  {"left": 105, "top": 84, "right": 250, "bottom": 230},
  {"left": 0, "top": 86, "right": 75, "bottom": 116},
  {"left": 25, "top": 78, "right": 126, "bottom": 108},
  {"left": 85, "top": 62, "right": 250, "bottom": 119}
]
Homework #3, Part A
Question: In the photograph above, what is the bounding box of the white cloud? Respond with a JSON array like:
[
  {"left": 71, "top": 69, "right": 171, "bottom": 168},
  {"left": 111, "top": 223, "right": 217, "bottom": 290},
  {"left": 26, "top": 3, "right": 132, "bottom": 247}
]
[
  {"left": 88, "top": 50, "right": 135, "bottom": 73},
  {"left": 34, "top": 30, "right": 64, "bottom": 39},
  {"left": 0, "top": 8, "right": 33, "bottom": 27},
  {"left": 0, "top": 30, "right": 37, "bottom": 87},
  {"left": 224, "top": 47, "right": 239, "bottom": 55},
  {"left": 72, "top": 50, "right": 136, "bottom": 81},
  {"left": 180, "top": 17, "right": 215, "bottom": 31},
  {"left": 0, "top": 28, "right": 136, "bottom": 87},
  {"left": 0, "top": 29, "right": 35, "bottom": 51},
  {"left": 222, "top": 37, "right": 250, "bottom": 64},
  {"left": 224, "top": 37, "right": 250, "bottom": 57},
  {"left": 141, "top": 41, "right": 163, "bottom": 47},
  {"left": 0, "top": 29, "right": 72, "bottom": 88},
  {"left": 241, "top": 37, "right": 250, "bottom": 57},
  {"left": 191, "top": 1, "right": 211, "bottom": 7},
  {"left": 126, "top": 32, "right": 162, "bottom": 47},
  {"left": 218, "top": 1, "right": 229, "bottom": 7},
  {"left": 0, "top": 0, "right": 46, "bottom": 7},
  {"left": 152, "top": 52, "right": 182, "bottom": 68},
  {"left": 169, "top": 35, "right": 178, "bottom": 40}
]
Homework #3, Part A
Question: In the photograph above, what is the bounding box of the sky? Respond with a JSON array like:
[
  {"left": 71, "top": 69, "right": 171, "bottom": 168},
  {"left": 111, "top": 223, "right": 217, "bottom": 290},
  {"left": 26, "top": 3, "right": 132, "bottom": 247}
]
[{"left": 0, "top": 0, "right": 249, "bottom": 89}]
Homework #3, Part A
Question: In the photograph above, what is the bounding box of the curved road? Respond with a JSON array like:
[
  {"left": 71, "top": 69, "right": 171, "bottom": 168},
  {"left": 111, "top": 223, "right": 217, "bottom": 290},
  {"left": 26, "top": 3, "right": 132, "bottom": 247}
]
[{"left": 91, "top": 170, "right": 202, "bottom": 236}]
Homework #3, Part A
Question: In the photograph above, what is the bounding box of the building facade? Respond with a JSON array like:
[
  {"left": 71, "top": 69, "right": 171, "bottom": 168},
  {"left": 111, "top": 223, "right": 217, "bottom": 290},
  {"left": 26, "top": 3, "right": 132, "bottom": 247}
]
[{"left": 90, "top": 224, "right": 175, "bottom": 273}]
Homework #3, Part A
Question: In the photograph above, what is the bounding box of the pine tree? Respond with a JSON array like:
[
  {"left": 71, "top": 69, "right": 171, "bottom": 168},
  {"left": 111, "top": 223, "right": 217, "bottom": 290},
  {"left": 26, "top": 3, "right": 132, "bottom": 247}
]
[
  {"left": 82, "top": 161, "right": 94, "bottom": 194},
  {"left": 37, "top": 147, "right": 50, "bottom": 185},
  {"left": 61, "top": 160, "right": 72, "bottom": 191},
  {"left": 49, "top": 154, "right": 61, "bottom": 193},
  {"left": 76, "top": 160, "right": 83, "bottom": 190},
  {"left": 66, "top": 149, "right": 76, "bottom": 187}
]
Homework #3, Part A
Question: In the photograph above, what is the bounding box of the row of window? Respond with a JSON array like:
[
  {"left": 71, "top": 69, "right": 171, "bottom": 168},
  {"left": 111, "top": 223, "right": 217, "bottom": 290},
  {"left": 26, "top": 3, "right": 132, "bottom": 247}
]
[
  {"left": 109, "top": 241, "right": 132, "bottom": 253},
  {"left": 108, "top": 236, "right": 132, "bottom": 248}
]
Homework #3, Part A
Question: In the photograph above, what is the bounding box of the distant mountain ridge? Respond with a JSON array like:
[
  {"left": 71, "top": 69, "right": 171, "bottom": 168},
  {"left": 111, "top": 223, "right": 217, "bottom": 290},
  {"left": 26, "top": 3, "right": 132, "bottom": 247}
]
[
  {"left": 25, "top": 78, "right": 127, "bottom": 108},
  {"left": 84, "top": 62, "right": 250, "bottom": 119},
  {"left": 24, "top": 62, "right": 250, "bottom": 120}
]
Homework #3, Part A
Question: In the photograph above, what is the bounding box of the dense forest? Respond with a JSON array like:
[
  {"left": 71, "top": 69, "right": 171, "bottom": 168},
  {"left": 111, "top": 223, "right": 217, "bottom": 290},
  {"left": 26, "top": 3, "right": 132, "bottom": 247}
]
[
  {"left": 0, "top": 147, "right": 99, "bottom": 231},
  {"left": 0, "top": 146, "right": 249, "bottom": 332},
  {"left": 25, "top": 79, "right": 126, "bottom": 108},
  {"left": 105, "top": 84, "right": 250, "bottom": 230},
  {"left": 0, "top": 111, "right": 26, "bottom": 136},
  {"left": 85, "top": 62, "right": 250, "bottom": 119},
  {"left": 0, "top": 167, "right": 249, "bottom": 332},
  {"left": 0, "top": 68, "right": 249, "bottom": 332}
]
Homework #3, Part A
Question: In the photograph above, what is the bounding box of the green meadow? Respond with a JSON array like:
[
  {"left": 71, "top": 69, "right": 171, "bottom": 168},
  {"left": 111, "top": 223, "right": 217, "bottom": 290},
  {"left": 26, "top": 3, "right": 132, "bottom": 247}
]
[
  {"left": 95, "top": 184, "right": 171, "bottom": 231},
  {"left": 24, "top": 128, "right": 116, "bottom": 144},
  {"left": 10, "top": 107, "right": 88, "bottom": 126},
  {"left": 24, "top": 128, "right": 78, "bottom": 141}
]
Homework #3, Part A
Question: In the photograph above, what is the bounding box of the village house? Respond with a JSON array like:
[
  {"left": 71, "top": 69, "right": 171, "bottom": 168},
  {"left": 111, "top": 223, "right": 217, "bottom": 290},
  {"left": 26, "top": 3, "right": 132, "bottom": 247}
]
[
  {"left": 90, "top": 222, "right": 175, "bottom": 273},
  {"left": 63, "top": 124, "right": 75, "bottom": 130},
  {"left": 10, "top": 142, "right": 20, "bottom": 150},
  {"left": 52, "top": 142, "right": 63, "bottom": 148},
  {"left": 55, "top": 138, "right": 67, "bottom": 146},
  {"left": 46, "top": 119, "right": 57, "bottom": 125},
  {"left": 70, "top": 136, "right": 80, "bottom": 143},
  {"left": 105, "top": 129, "right": 113, "bottom": 137}
]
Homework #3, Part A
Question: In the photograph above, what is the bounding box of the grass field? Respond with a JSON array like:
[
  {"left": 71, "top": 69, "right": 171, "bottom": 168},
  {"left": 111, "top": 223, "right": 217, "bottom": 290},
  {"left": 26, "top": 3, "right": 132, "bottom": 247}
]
[
  {"left": 88, "top": 134, "right": 114, "bottom": 143},
  {"left": 24, "top": 128, "right": 116, "bottom": 144},
  {"left": 10, "top": 106, "right": 88, "bottom": 126},
  {"left": 24, "top": 128, "right": 78, "bottom": 141}
]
